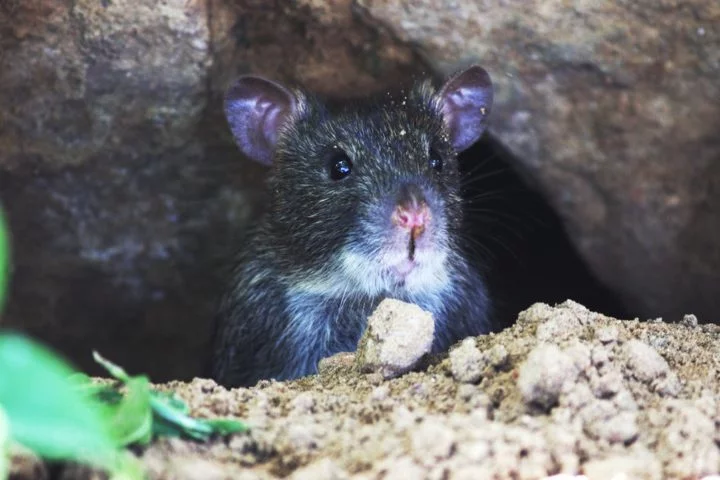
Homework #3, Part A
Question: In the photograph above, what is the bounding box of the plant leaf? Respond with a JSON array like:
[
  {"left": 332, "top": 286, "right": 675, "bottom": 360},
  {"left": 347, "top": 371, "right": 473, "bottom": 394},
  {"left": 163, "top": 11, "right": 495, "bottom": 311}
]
[
  {"left": 0, "top": 334, "right": 117, "bottom": 467},
  {"left": 92, "top": 352, "right": 248, "bottom": 442}
]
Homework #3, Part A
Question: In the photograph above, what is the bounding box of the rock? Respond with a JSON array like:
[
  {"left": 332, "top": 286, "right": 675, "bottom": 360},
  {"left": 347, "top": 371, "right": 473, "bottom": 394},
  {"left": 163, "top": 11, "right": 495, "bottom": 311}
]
[
  {"left": 450, "top": 339, "right": 509, "bottom": 384},
  {"left": 355, "top": 0, "right": 720, "bottom": 321},
  {"left": 0, "top": 0, "right": 420, "bottom": 380},
  {"left": 624, "top": 340, "right": 671, "bottom": 383},
  {"left": 449, "top": 338, "right": 485, "bottom": 384},
  {"left": 486, "top": 344, "right": 509, "bottom": 370},
  {"left": 680, "top": 314, "right": 699, "bottom": 328},
  {"left": 622, "top": 339, "right": 680, "bottom": 396},
  {"left": 518, "top": 343, "right": 578, "bottom": 409},
  {"left": 583, "top": 407, "right": 639, "bottom": 445},
  {"left": 593, "top": 326, "right": 619, "bottom": 344},
  {"left": 355, "top": 298, "right": 435, "bottom": 380}
]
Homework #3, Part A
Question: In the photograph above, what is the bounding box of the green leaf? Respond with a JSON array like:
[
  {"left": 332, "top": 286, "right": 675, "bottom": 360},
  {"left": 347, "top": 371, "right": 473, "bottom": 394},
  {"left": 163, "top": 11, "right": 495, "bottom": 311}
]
[
  {"left": 91, "top": 353, "right": 155, "bottom": 446},
  {"left": 0, "top": 207, "right": 10, "bottom": 314},
  {"left": 0, "top": 334, "right": 117, "bottom": 467},
  {"left": 93, "top": 353, "right": 248, "bottom": 442}
]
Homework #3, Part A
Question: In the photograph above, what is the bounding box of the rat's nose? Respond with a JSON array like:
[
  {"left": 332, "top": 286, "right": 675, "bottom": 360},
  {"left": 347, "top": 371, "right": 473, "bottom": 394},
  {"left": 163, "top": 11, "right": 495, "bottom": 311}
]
[
  {"left": 392, "top": 183, "right": 431, "bottom": 238},
  {"left": 392, "top": 202, "right": 430, "bottom": 241},
  {"left": 393, "top": 203, "right": 429, "bottom": 230}
]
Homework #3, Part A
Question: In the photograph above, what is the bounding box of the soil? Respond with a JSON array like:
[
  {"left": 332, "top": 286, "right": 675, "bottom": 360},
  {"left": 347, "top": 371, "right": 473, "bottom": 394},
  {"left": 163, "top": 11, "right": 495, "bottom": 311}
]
[{"left": 10, "top": 301, "right": 720, "bottom": 479}]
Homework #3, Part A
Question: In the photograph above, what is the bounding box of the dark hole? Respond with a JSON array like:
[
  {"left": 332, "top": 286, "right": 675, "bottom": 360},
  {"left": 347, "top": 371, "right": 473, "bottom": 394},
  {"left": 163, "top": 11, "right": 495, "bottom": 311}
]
[{"left": 458, "top": 134, "right": 628, "bottom": 331}]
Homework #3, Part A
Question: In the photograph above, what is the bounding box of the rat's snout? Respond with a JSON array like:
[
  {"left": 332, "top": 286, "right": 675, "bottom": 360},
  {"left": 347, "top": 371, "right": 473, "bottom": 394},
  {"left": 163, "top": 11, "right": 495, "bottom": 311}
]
[
  {"left": 391, "top": 183, "right": 431, "bottom": 240},
  {"left": 392, "top": 203, "right": 429, "bottom": 239}
]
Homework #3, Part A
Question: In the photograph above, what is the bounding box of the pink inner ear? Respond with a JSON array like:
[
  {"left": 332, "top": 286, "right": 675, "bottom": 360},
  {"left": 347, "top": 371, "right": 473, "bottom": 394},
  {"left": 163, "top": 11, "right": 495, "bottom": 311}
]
[
  {"left": 224, "top": 75, "right": 297, "bottom": 166},
  {"left": 438, "top": 66, "right": 493, "bottom": 152},
  {"left": 261, "top": 100, "right": 287, "bottom": 147}
]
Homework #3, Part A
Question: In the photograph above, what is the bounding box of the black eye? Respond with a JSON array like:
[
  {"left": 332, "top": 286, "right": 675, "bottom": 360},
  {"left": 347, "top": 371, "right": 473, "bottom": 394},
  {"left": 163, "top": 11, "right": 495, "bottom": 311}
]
[
  {"left": 429, "top": 148, "right": 443, "bottom": 172},
  {"left": 329, "top": 152, "right": 353, "bottom": 180}
]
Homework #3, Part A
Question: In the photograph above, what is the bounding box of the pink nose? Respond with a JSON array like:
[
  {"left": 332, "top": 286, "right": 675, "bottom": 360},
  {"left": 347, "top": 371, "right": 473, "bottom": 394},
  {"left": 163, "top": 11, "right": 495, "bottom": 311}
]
[{"left": 392, "top": 203, "right": 430, "bottom": 233}]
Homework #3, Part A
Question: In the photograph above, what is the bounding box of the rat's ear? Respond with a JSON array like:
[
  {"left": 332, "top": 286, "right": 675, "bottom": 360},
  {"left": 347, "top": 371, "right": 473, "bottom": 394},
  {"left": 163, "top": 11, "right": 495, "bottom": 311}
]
[
  {"left": 224, "top": 75, "right": 299, "bottom": 166},
  {"left": 437, "top": 65, "right": 494, "bottom": 152}
]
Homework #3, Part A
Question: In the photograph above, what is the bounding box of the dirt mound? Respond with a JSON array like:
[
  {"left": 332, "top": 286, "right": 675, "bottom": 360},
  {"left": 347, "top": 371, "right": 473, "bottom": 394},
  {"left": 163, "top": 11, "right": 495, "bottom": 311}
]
[{"left": 12, "top": 301, "right": 720, "bottom": 479}]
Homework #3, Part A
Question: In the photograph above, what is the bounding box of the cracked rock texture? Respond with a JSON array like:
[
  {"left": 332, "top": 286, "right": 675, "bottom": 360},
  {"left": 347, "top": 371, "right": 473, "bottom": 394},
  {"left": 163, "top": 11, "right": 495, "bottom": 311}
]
[
  {"left": 12, "top": 301, "right": 720, "bottom": 479},
  {"left": 355, "top": 0, "right": 720, "bottom": 321}
]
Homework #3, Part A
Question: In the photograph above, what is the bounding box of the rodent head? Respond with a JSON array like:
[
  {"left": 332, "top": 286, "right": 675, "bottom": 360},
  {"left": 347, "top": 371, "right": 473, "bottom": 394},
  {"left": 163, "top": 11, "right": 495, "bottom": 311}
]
[{"left": 224, "top": 66, "right": 493, "bottom": 298}]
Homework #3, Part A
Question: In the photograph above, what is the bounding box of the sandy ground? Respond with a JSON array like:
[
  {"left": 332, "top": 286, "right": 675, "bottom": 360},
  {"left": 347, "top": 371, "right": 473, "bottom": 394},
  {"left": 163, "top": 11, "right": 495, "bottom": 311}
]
[{"left": 11, "top": 301, "right": 720, "bottom": 479}]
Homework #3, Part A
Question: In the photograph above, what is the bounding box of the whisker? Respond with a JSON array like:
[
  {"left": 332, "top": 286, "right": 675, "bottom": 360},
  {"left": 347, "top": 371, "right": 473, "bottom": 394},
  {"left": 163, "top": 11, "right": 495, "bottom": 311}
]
[
  {"left": 458, "top": 152, "right": 501, "bottom": 178},
  {"left": 460, "top": 168, "right": 511, "bottom": 188}
]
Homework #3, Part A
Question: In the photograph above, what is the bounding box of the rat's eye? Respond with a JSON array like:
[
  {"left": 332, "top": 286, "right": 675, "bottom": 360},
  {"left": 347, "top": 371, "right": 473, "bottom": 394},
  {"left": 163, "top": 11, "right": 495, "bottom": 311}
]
[
  {"left": 328, "top": 152, "right": 353, "bottom": 180},
  {"left": 429, "top": 148, "right": 443, "bottom": 172}
]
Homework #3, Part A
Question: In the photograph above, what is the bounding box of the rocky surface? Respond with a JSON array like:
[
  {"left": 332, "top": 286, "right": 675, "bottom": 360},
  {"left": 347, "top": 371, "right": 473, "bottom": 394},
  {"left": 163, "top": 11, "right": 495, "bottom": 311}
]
[
  {"left": 13, "top": 301, "right": 720, "bottom": 479},
  {"left": 355, "top": 0, "right": 720, "bottom": 321},
  {"left": 0, "top": 0, "right": 420, "bottom": 380}
]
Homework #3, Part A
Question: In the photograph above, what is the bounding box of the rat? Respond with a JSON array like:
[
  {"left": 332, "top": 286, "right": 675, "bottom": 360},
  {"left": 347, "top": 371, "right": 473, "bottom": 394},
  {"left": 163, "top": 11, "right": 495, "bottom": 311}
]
[{"left": 209, "top": 65, "right": 495, "bottom": 388}]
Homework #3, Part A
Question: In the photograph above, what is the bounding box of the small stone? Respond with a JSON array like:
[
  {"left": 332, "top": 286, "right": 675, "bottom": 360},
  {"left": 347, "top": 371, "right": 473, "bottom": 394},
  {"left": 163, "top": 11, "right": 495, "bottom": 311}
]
[
  {"left": 680, "top": 313, "right": 698, "bottom": 328},
  {"left": 591, "top": 346, "right": 610, "bottom": 369},
  {"left": 624, "top": 340, "right": 671, "bottom": 383},
  {"left": 369, "top": 385, "right": 390, "bottom": 402},
  {"left": 535, "top": 311, "right": 582, "bottom": 342},
  {"left": 654, "top": 371, "right": 682, "bottom": 397},
  {"left": 517, "top": 302, "right": 555, "bottom": 326},
  {"left": 594, "top": 325, "right": 619, "bottom": 343},
  {"left": 366, "top": 372, "right": 385, "bottom": 385},
  {"left": 456, "top": 383, "right": 477, "bottom": 401},
  {"left": 581, "top": 400, "right": 638, "bottom": 444},
  {"left": 486, "top": 344, "right": 509, "bottom": 369},
  {"left": 518, "top": 344, "right": 579, "bottom": 409},
  {"left": 355, "top": 299, "right": 435, "bottom": 379},
  {"left": 449, "top": 338, "right": 485, "bottom": 383},
  {"left": 564, "top": 341, "right": 592, "bottom": 373},
  {"left": 598, "top": 411, "right": 639, "bottom": 444},
  {"left": 590, "top": 369, "right": 624, "bottom": 398}
]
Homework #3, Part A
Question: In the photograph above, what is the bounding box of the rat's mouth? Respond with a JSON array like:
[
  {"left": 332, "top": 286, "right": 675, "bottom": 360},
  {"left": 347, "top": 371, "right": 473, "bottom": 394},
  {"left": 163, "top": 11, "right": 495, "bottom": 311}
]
[
  {"left": 390, "top": 226, "right": 426, "bottom": 279},
  {"left": 407, "top": 225, "right": 423, "bottom": 261}
]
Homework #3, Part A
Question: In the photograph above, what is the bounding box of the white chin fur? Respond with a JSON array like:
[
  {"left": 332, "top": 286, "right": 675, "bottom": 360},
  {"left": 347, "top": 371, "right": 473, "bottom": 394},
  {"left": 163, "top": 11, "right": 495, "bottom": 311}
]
[
  {"left": 340, "top": 248, "right": 450, "bottom": 298},
  {"left": 290, "top": 247, "right": 451, "bottom": 300}
]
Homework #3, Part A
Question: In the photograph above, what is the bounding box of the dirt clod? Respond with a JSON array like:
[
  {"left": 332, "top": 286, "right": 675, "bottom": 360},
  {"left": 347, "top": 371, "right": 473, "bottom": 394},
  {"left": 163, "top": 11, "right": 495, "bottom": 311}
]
[{"left": 355, "top": 299, "right": 434, "bottom": 379}]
